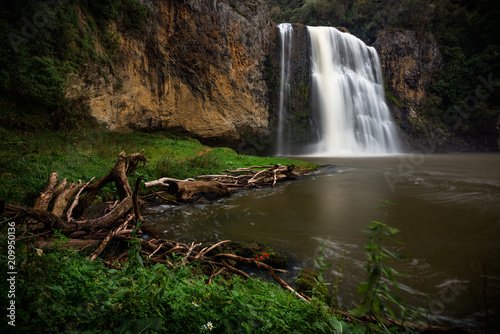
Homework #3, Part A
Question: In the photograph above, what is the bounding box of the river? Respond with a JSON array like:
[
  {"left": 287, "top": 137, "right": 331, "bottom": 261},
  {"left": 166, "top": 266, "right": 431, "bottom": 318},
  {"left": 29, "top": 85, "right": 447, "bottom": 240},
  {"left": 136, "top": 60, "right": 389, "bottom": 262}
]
[{"left": 144, "top": 153, "right": 500, "bottom": 332}]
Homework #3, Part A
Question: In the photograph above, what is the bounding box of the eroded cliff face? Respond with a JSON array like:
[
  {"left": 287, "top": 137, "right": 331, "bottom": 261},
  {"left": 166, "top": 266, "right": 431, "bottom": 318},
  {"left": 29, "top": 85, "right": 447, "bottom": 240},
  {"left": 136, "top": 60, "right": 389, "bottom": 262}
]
[
  {"left": 374, "top": 30, "right": 442, "bottom": 118},
  {"left": 373, "top": 29, "right": 445, "bottom": 150},
  {"left": 374, "top": 29, "right": 499, "bottom": 152},
  {"left": 67, "top": 0, "right": 273, "bottom": 149}
]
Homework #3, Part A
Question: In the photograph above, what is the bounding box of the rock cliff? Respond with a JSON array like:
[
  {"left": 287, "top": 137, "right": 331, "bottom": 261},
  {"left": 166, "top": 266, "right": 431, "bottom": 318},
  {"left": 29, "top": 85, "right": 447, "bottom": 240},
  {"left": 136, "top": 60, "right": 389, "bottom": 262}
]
[
  {"left": 67, "top": 0, "right": 273, "bottom": 149},
  {"left": 374, "top": 29, "right": 499, "bottom": 152},
  {"left": 373, "top": 29, "right": 444, "bottom": 150},
  {"left": 374, "top": 30, "right": 443, "bottom": 118}
]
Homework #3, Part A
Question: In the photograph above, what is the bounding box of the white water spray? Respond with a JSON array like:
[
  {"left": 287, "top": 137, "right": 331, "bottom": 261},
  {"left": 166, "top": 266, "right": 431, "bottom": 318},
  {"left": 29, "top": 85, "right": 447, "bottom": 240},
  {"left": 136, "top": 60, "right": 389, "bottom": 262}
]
[
  {"left": 308, "top": 26, "right": 400, "bottom": 156},
  {"left": 277, "top": 23, "right": 293, "bottom": 156}
]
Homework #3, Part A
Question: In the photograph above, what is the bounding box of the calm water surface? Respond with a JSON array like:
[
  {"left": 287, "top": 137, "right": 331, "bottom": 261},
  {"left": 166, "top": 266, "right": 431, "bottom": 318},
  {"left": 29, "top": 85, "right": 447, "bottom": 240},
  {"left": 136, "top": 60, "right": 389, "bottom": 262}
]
[{"left": 144, "top": 153, "right": 500, "bottom": 332}]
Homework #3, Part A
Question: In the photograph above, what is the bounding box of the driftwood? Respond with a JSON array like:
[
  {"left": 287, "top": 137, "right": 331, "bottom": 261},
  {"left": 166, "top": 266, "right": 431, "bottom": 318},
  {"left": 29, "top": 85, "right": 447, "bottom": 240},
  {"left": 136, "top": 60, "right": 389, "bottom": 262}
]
[
  {"left": 4, "top": 151, "right": 147, "bottom": 233},
  {"left": 145, "top": 164, "right": 300, "bottom": 203},
  {"left": 1, "top": 155, "right": 313, "bottom": 302},
  {"left": 72, "top": 150, "right": 147, "bottom": 218}
]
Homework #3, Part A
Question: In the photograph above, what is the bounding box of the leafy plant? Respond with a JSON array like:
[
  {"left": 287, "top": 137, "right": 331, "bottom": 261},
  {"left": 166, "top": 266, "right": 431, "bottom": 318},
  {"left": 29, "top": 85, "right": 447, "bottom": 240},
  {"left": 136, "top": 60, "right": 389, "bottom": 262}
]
[
  {"left": 351, "top": 202, "right": 409, "bottom": 325},
  {"left": 312, "top": 242, "right": 333, "bottom": 302}
]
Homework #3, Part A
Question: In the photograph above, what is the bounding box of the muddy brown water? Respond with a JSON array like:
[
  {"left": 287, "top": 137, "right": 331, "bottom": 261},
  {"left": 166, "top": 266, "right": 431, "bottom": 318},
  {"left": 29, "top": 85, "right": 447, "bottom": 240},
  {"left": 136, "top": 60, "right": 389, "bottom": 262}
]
[{"left": 143, "top": 153, "right": 500, "bottom": 332}]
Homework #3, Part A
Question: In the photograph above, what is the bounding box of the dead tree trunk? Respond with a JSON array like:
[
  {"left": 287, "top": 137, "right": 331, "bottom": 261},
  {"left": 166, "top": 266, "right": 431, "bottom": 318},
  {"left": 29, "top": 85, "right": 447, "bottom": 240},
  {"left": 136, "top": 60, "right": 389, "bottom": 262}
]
[
  {"left": 73, "top": 151, "right": 147, "bottom": 218},
  {"left": 4, "top": 151, "right": 147, "bottom": 234}
]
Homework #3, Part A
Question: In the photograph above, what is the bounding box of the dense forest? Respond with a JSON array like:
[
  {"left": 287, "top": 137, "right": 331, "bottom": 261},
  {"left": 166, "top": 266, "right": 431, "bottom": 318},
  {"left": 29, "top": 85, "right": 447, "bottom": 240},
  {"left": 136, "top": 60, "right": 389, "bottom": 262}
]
[{"left": 266, "top": 0, "right": 500, "bottom": 146}]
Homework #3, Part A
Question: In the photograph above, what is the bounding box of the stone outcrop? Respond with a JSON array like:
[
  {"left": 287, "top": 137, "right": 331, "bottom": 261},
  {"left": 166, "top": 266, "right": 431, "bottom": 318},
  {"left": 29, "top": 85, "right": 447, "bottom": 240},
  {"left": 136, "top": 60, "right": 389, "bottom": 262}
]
[
  {"left": 374, "top": 29, "right": 499, "bottom": 152},
  {"left": 373, "top": 29, "right": 443, "bottom": 118},
  {"left": 373, "top": 29, "right": 444, "bottom": 150},
  {"left": 67, "top": 0, "right": 273, "bottom": 149}
]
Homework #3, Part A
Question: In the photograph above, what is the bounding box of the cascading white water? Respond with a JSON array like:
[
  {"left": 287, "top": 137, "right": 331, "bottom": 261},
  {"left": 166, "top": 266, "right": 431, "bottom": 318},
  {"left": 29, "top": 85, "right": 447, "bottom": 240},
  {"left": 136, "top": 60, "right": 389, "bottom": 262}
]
[
  {"left": 276, "top": 23, "right": 293, "bottom": 156},
  {"left": 308, "top": 26, "right": 400, "bottom": 156}
]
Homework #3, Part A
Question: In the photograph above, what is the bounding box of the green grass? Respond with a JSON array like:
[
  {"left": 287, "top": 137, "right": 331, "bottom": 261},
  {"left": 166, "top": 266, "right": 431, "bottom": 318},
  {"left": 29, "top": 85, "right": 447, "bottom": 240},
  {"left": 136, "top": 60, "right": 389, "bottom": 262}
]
[
  {"left": 0, "top": 241, "right": 364, "bottom": 334},
  {"left": 0, "top": 127, "right": 318, "bottom": 205}
]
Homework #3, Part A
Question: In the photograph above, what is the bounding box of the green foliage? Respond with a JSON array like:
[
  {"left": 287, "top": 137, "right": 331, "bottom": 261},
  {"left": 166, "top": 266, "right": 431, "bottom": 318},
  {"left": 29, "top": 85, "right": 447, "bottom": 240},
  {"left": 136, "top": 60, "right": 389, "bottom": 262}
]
[
  {"left": 121, "top": 0, "right": 148, "bottom": 32},
  {"left": 0, "top": 239, "right": 361, "bottom": 333},
  {"left": 81, "top": 0, "right": 147, "bottom": 31},
  {"left": 311, "top": 242, "right": 333, "bottom": 304},
  {"left": 351, "top": 202, "right": 409, "bottom": 325},
  {"left": 18, "top": 56, "right": 66, "bottom": 108},
  {"left": 85, "top": 0, "right": 122, "bottom": 23}
]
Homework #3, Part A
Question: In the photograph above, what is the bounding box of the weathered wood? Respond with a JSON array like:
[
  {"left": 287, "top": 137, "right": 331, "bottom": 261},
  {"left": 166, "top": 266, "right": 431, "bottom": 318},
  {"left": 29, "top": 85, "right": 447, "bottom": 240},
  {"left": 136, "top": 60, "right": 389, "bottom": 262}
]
[
  {"left": 88, "top": 218, "right": 130, "bottom": 261},
  {"left": 73, "top": 151, "right": 147, "bottom": 218},
  {"left": 213, "top": 253, "right": 287, "bottom": 274},
  {"left": 194, "top": 240, "right": 231, "bottom": 260},
  {"left": 132, "top": 177, "right": 144, "bottom": 223},
  {"left": 113, "top": 151, "right": 134, "bottom": 200},
  {"left": 66, "top": 177, "right": 95, "bottom": 222},
  {"left": 33, "top": 173, "right": 59, "bottom": 211},
  {"left": 52, "top": 178, "right": 68, "bottom": 199},
  {"left": 172, "top": 180, "right": 231, "bottom": 202},
  {"left": 214, "top": 261, "right": 250, "bottom": 278},
  {"left": 5, "top": 202, "right": 65, "bottom": 231},
  {"left": 144, "top": 177, "right": 195, "bottom": 188},
  {"left": 71, "top": 196, "right": 133, "bottom": 232},
  {"left": 52, "top": 182, "right": 84, "bottom": 218},
  {"left": 269, "top": 270, "right": 311, "bottom": 303}
]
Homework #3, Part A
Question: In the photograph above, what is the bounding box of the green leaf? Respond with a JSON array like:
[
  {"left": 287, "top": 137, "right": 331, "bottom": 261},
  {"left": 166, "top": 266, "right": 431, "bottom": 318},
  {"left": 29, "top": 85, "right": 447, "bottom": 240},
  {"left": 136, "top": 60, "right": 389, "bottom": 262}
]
[
  {"left": 46, "top": 285, "right": 66, "bottom": 295},
  {"left": 358, "top": 282, "right": 368, "bottom": 294},
  {"left": 367, "top": 264, "right": 381, "bottom": 289},
  {"left": 372, "top": 298, "right": 381, "bottom": 317},
  {"left": 329, "top": 317, "right": 349, "bottom": 333}
]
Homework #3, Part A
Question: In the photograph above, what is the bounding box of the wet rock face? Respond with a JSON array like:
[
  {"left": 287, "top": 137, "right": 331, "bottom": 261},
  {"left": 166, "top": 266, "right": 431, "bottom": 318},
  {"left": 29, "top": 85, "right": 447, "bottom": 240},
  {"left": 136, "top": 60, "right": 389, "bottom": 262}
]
[
  {"left": 67, "top": 0, "right": 273, "bottom": 149},
  {"left": 373, "top": 29, "right": 445, "bottom": 150},
  {"left": 373, "top": 29, "right": 443, "bottom": 118},
  {"left": 268, "top": 23, "right": 322, "bottom": 153}
]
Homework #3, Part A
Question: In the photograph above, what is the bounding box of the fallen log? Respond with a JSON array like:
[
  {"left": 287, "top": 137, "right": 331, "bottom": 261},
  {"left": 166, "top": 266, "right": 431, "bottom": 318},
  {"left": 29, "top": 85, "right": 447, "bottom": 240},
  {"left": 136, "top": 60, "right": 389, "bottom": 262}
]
[
  {"left": 3, "top": 151, "right": 146, "bottom": 234},
  {"left": 88, "top": 217, "right": 131, "bottom": 261},
  {"left": 145, "top": 164, "right": 300, "bottom": 204},
  {"left": 171, "top": 180, "right": 231, "bottom": 201},
  {"left": 145, "top": 179, "right": 231, "bottom": 202}
]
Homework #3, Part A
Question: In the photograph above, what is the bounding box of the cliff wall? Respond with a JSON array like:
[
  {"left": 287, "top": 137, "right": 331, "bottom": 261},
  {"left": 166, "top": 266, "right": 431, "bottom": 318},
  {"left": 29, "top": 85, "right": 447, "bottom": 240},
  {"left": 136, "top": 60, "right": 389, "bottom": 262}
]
[
  {"left": 66, "top": 0, "right": 273, "bottom": 149},
  {"left": 374, "top": 29, "right": 500, "bottom": 152},
  {"left": 373, "top": 29, "right": 444, "bottom": 151}
]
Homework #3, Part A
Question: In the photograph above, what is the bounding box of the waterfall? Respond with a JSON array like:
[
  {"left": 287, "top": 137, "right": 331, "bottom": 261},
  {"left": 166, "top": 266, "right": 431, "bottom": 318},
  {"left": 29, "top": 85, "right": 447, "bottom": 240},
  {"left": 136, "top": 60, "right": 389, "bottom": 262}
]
[
  {"left": 308, "top": 26, "right": 400, "bottom": 156},
  {"left": 276, "top": 23, "right": 293, "bottom": 156},
  {"left": 276, "top": 25, "right": 401, "bottom": 156}
]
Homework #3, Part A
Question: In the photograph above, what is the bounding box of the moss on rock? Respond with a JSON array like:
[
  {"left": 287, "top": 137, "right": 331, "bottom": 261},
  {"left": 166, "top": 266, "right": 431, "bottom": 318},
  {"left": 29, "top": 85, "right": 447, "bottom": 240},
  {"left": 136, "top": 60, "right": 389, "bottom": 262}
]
[{"left": 295, "top": 268, "right": 332, "bottom": 305}]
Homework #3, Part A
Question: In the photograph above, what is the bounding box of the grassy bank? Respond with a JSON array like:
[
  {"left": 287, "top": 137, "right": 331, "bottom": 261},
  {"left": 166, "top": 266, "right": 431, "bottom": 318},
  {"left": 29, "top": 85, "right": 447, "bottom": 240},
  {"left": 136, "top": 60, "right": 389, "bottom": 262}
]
[
  {"left": 0, "top": 242, "right": 365, "bottom": 334},
  {"left": 0, "top": 127, "right": 317, "bottom": 205},
  {"left": 0, "top": 129, "right": 424, "bottom": 333}
]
